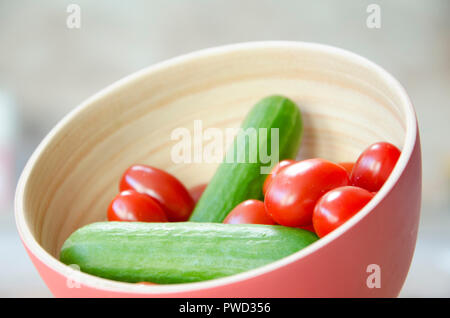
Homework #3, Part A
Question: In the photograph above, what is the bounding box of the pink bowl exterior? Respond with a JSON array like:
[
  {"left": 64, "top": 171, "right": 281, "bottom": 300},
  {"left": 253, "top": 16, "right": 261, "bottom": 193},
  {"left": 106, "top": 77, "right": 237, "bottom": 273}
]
[{"left": 21, "top": 129, "right": 421, "bottom": 298}]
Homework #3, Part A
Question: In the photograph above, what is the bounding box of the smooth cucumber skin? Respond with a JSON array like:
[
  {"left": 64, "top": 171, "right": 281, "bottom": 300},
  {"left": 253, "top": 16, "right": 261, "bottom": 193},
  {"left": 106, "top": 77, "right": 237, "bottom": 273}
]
[
  {"left": 189, "top": 95, "right": 303, "bottom": 223},
  {"left": 60, "top": 222, "right": 318, "bottom": 284}
]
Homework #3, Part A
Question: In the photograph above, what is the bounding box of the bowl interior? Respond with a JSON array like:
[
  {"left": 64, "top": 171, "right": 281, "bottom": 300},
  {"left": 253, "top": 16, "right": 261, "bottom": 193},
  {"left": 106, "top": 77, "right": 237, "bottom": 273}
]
[{"left": 18, "top": 42, "right": 409, "bottom": 284}]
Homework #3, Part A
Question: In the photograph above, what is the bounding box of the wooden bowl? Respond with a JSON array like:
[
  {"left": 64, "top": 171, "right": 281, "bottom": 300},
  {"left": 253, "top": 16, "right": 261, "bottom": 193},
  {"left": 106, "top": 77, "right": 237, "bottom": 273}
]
[{"left": 15, "top": 42, "right": 421, "bottom": 297}]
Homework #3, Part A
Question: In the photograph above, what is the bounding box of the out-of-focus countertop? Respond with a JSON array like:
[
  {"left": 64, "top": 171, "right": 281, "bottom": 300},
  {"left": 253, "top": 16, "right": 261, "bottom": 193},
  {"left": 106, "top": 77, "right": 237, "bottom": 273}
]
[{"left": 1, "top": 0, "right": 449, "bottom": 297}]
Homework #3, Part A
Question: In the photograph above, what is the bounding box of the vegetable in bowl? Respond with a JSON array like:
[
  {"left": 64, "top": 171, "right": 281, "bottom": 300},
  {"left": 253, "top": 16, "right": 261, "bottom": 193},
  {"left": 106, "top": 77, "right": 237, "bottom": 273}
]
[{"left": 59, "top": 95, "right": 401, "bottom": 285}]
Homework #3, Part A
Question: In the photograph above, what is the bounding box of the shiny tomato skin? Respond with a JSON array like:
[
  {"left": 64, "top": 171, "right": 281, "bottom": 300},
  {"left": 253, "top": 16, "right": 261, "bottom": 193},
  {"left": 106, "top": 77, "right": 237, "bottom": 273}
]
[
  {"left": 263, "top": 160, "right": 296, "bottom": 195},
  {"left": 120, "top": 165, "right": 195, "bottom": 222},
  {"left": 107, "top": 190, "right": 168, "bottom": 222},
  {"left": 313, "top": 186, "right": 374, "bottom": 237},
  {"left": 223, "top": 200, "right": 276, "bottom": 225},
  {"left": 350, "top": 142, "right": 401, "bottom": 192},
  {"left": 189, "top": 183, "right": 208, "bottom": 204},
  {"left": 264, "top": 158, "right": 349, "bottom": 227},
  {"left": 339, "top": 162, "right": 355, "bottom": 177}
]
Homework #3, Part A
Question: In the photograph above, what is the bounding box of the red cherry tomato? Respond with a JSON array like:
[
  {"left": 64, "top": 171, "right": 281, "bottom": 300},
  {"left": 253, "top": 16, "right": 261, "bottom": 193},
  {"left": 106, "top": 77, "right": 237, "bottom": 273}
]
[
  {"left": 263, "top": 160, "right": 296, "bottom": 195},
  {"left": 339, "top": 162, "right": 355, "bottom": 177},
  {"left": 120, "top": 165, "right": 194, "bottom": 222},
  {"left": 264, "top": 158, "right": 349, "bottom": 227},
  {"left": 189, "top": 183, "right": 208, "bottom": 204},
  {"left": 350, "top": 142, "right": 401, "bottom": 192},
  {"left": 313, "top": 186, "right": 374, "bottom": 237},
  {"left": 223, "top": 200, "right": 276, "bottom": 225},
  {"left": 107, "top": 190, "right": 168, "bottom": 222}
]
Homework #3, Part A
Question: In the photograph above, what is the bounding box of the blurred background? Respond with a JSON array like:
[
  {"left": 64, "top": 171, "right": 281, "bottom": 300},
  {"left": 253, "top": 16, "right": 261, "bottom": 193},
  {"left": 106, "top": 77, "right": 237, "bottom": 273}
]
[{"left": 0, "top": 0, "right": 449, "bottom": 297}]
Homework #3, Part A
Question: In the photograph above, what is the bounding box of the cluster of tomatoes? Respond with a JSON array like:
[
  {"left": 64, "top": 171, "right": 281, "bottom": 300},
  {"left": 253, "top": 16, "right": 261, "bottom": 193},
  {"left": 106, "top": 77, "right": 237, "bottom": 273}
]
[
  {"left": 107, "top": 141, "right": 400, "bottom": 239},
  {"left": 107, "top": 165, "right": 196, "bottom": 223},
  {"left": 224, "top": 142, "right": 401, "bottom": 237}
]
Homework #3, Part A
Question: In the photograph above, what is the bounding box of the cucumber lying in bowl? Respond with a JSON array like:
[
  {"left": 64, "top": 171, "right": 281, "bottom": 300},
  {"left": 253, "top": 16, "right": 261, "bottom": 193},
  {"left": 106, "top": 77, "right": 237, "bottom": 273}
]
[
  {"left": 60, "top": 221, "right": 318, "bottom": 284},
  {"left": 189, "top": 95, "right": 303, "bottom": 223}
]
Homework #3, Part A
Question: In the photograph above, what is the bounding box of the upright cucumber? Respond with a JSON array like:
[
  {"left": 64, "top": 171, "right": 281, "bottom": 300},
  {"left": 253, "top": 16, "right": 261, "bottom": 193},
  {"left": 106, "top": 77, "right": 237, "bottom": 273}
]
[
  {"left": 60, "top": 222, "right": 318, "bottom": 284},
  {"left": 189, "top": 95, "right": 303, "bottom": 222}
]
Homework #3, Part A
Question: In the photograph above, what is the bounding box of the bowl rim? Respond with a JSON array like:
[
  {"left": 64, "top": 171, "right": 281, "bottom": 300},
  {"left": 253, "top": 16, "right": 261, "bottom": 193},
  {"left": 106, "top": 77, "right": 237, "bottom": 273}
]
[{"left": 15, "top": 41, "right": 417, "bottom": 295}]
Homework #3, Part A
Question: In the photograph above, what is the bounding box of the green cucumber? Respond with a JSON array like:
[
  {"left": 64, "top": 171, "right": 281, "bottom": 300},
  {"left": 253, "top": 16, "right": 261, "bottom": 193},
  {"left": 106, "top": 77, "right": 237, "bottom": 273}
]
[
  {"left": 60, "top": 222, "right": 318, "bottom": 284},
  {"left": 189, "top": 95, "right": 303, "bottom": 223}
]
